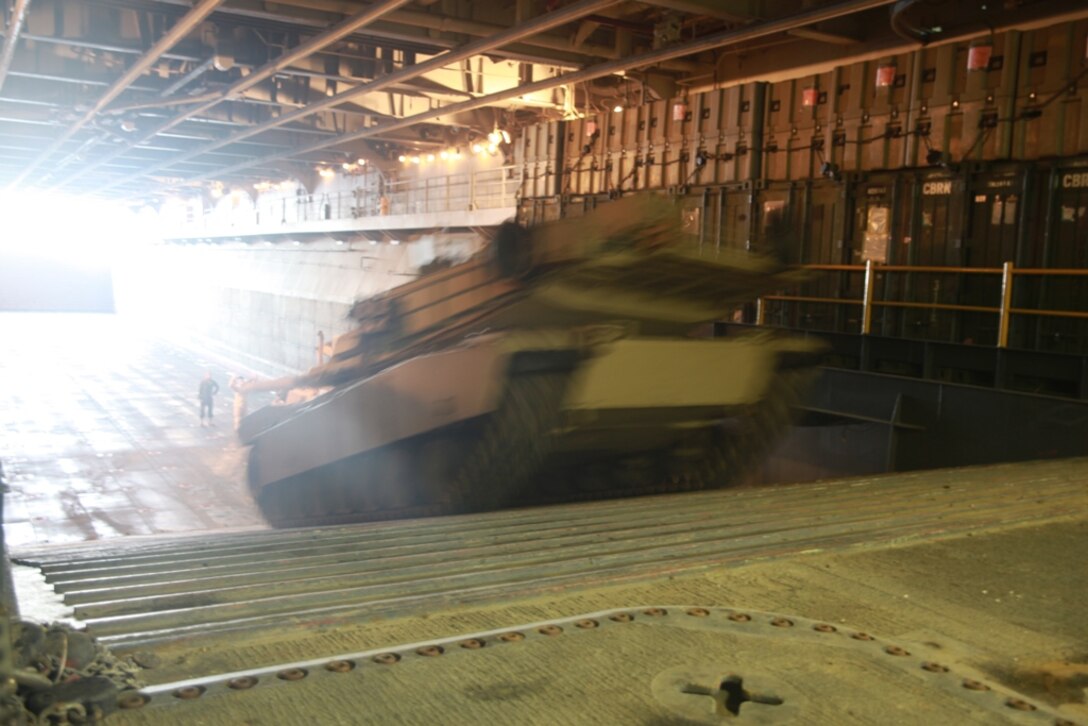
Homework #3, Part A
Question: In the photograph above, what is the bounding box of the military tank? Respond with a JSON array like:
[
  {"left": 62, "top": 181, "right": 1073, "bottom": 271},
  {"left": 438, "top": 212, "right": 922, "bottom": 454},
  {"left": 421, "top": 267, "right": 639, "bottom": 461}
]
[{"left": 240, "top": 196, "right": 823, "bottom": 528}]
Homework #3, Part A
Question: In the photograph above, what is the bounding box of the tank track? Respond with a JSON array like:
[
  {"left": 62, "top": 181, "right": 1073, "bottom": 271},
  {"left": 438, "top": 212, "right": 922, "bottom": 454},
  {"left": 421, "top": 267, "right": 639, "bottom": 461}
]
[
  {"left": 533, "top": 368, "right": 815, "bottom": 505},
  {"left": 682, "top": 368, "right": 815, "bottom": 491},
  {"left": 448, "top": 371, "right": 572, "bottom": 513}
]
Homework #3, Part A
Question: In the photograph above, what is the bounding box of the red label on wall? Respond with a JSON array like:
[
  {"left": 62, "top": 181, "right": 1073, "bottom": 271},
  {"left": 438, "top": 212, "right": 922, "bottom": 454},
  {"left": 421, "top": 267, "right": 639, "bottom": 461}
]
[
  {"left": 875, "top": 64, "right": 896, "bottom": 88},
  {"left": 967, "top": 44, "right": 993, "bottom": 72}
]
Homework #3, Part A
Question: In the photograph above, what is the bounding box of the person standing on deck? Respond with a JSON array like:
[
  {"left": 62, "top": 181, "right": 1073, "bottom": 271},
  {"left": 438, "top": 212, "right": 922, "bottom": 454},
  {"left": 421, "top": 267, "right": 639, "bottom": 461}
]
[{"left": 199, "top": 371, "right": 220, "bottom": 426}]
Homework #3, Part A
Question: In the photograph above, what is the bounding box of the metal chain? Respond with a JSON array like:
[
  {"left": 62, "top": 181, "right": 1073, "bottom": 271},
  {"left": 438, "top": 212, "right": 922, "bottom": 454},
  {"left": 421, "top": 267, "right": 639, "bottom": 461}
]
[{"left": 9, "top": 622, "right": 145, "bottom": 725}]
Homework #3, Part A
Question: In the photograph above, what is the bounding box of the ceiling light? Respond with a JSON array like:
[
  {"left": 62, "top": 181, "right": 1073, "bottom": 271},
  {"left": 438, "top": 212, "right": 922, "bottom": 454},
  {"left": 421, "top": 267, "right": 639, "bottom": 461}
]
[
  {"left": 613, "top": 105, "right": 623, "bottom": 113},
  {"left": 398, "top": 154, "right": 407, "bottom": 163}
]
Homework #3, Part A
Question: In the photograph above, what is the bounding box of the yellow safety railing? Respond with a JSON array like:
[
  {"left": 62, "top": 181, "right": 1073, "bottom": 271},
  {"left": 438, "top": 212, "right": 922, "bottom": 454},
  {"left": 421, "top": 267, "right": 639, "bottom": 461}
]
[{"left": 755, "top": 261, "right": 1088, "bottom": 348}]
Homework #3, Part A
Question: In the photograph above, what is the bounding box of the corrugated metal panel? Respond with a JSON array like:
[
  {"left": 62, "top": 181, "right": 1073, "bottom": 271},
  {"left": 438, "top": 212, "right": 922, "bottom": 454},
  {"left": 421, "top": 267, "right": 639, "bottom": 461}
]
[{"left": 14, "top": 458, "right": 1086, "bottom": 650}]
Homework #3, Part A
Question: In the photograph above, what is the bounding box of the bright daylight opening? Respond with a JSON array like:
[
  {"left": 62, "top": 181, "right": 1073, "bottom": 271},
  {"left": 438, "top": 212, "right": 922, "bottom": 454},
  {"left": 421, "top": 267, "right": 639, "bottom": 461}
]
[
  {"left": 0, "top": 190, "right": 156, "bottom": 265},
  {"left": 0, "top": 190, "right": 159, "bottom": 313}
]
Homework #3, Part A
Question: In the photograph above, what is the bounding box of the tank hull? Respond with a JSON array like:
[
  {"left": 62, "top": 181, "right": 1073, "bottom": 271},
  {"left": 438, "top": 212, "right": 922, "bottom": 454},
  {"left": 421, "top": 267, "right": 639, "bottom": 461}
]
[{"left": 247, "top": 331, "right": 820, "bottom": 527}]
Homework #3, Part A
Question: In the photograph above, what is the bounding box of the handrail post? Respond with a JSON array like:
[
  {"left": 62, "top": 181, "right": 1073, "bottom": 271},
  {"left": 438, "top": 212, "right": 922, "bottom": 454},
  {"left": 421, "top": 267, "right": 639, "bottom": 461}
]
[
  {"left": 755, "top": 297, "right": 765, "bottom": 326},
  {"left": 861, "top": 259, "right": 875, "bottom": 335},
  {"left": 469, "top": 168, "right": 477, "bottom": 210},
  {"left": 997, "top": 261, "right": 1014, "bottom": 348}
]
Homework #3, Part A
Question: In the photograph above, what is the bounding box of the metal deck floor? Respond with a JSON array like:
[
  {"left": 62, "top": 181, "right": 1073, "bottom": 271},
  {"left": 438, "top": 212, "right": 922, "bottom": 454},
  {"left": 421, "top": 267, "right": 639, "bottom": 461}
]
[
  {"left": 11, "top": 458, "right": 1088, "bottom": 724},
  {"left": 0, "top": 313, "right": 265, "bottom": 546}
]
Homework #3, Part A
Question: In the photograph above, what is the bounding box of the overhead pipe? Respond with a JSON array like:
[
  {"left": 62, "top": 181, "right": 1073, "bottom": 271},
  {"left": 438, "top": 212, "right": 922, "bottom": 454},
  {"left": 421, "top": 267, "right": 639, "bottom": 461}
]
[
  {"left": 5, "top": 0, "right": 226, "bottom": 190},
  {"left": 98, "top": 91, "right": 224, "bottom": 114},
  {"left": 89, "top": 0, "right": 623, "bottom": 192},
  {"left": 13, "top": 32, "right": 203, "bottom": 62},
  {"left": 0, "top": 0, "right": 32, "bottom": 95},
  {"left": 170, "top": 0, "right": 898, "bottom": 189},
  {"left": 51, "top": 0, "right": 414, "bottom": 191},
  {"left": 157, "top": 56, "right": 217, "bottom": 98}
]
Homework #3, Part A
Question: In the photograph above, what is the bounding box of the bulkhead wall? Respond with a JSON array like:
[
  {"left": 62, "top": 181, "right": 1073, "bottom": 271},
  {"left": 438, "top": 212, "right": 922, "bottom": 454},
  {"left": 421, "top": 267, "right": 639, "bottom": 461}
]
[
  {"left": 114, "top": 233, "right": 484, "bottom": 373},
  {"left": 516, "top": 17, "right": 1088, "bottom": 198}
]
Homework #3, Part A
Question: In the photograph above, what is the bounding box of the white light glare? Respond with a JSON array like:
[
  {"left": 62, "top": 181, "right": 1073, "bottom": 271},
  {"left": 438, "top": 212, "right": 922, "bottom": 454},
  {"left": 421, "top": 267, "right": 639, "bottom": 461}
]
[{"left": 0, "top": 190, "right": 155, "bottom": 265}]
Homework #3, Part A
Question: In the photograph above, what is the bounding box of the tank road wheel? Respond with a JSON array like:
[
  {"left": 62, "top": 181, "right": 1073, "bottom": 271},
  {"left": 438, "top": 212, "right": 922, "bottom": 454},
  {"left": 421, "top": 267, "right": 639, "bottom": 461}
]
[
  {"left": 451, "top": 372, "right": 571, "bottom": 513},
  {"left": 691, "top": 369, "right": 816, "bottom": 490}
]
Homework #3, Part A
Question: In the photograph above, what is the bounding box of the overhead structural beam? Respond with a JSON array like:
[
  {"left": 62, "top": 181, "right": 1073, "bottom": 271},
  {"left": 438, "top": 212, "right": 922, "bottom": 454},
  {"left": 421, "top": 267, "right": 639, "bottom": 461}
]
[
  {"left": 4, "top": 0, "right": 226, "bottom": 190},
  {"left": 169, "top": 0, "right": 898, "bottom": 190},
  {"left": 635, "top": 0, "right": 751, "bottom": 23},
  {"left": 90, "top": 0, "right": 624, "bottom": 192},
  {"left": 379, "top": 8, "right": 700, "bottom": 71},
  {"left": 641, "top": 0, "right": 859, "bottom": 44},
  {"left": 51, "top": 0, "right": 414, "bottom": 191},
  {"left": 788, "top": 27, "right": 861, "bottom": 44},
  {"left": 109, "top": 0, "right": 698, "bottom": 71},
  {"left": 0, "top": 0, "right": 32, "bottom": 94}
]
